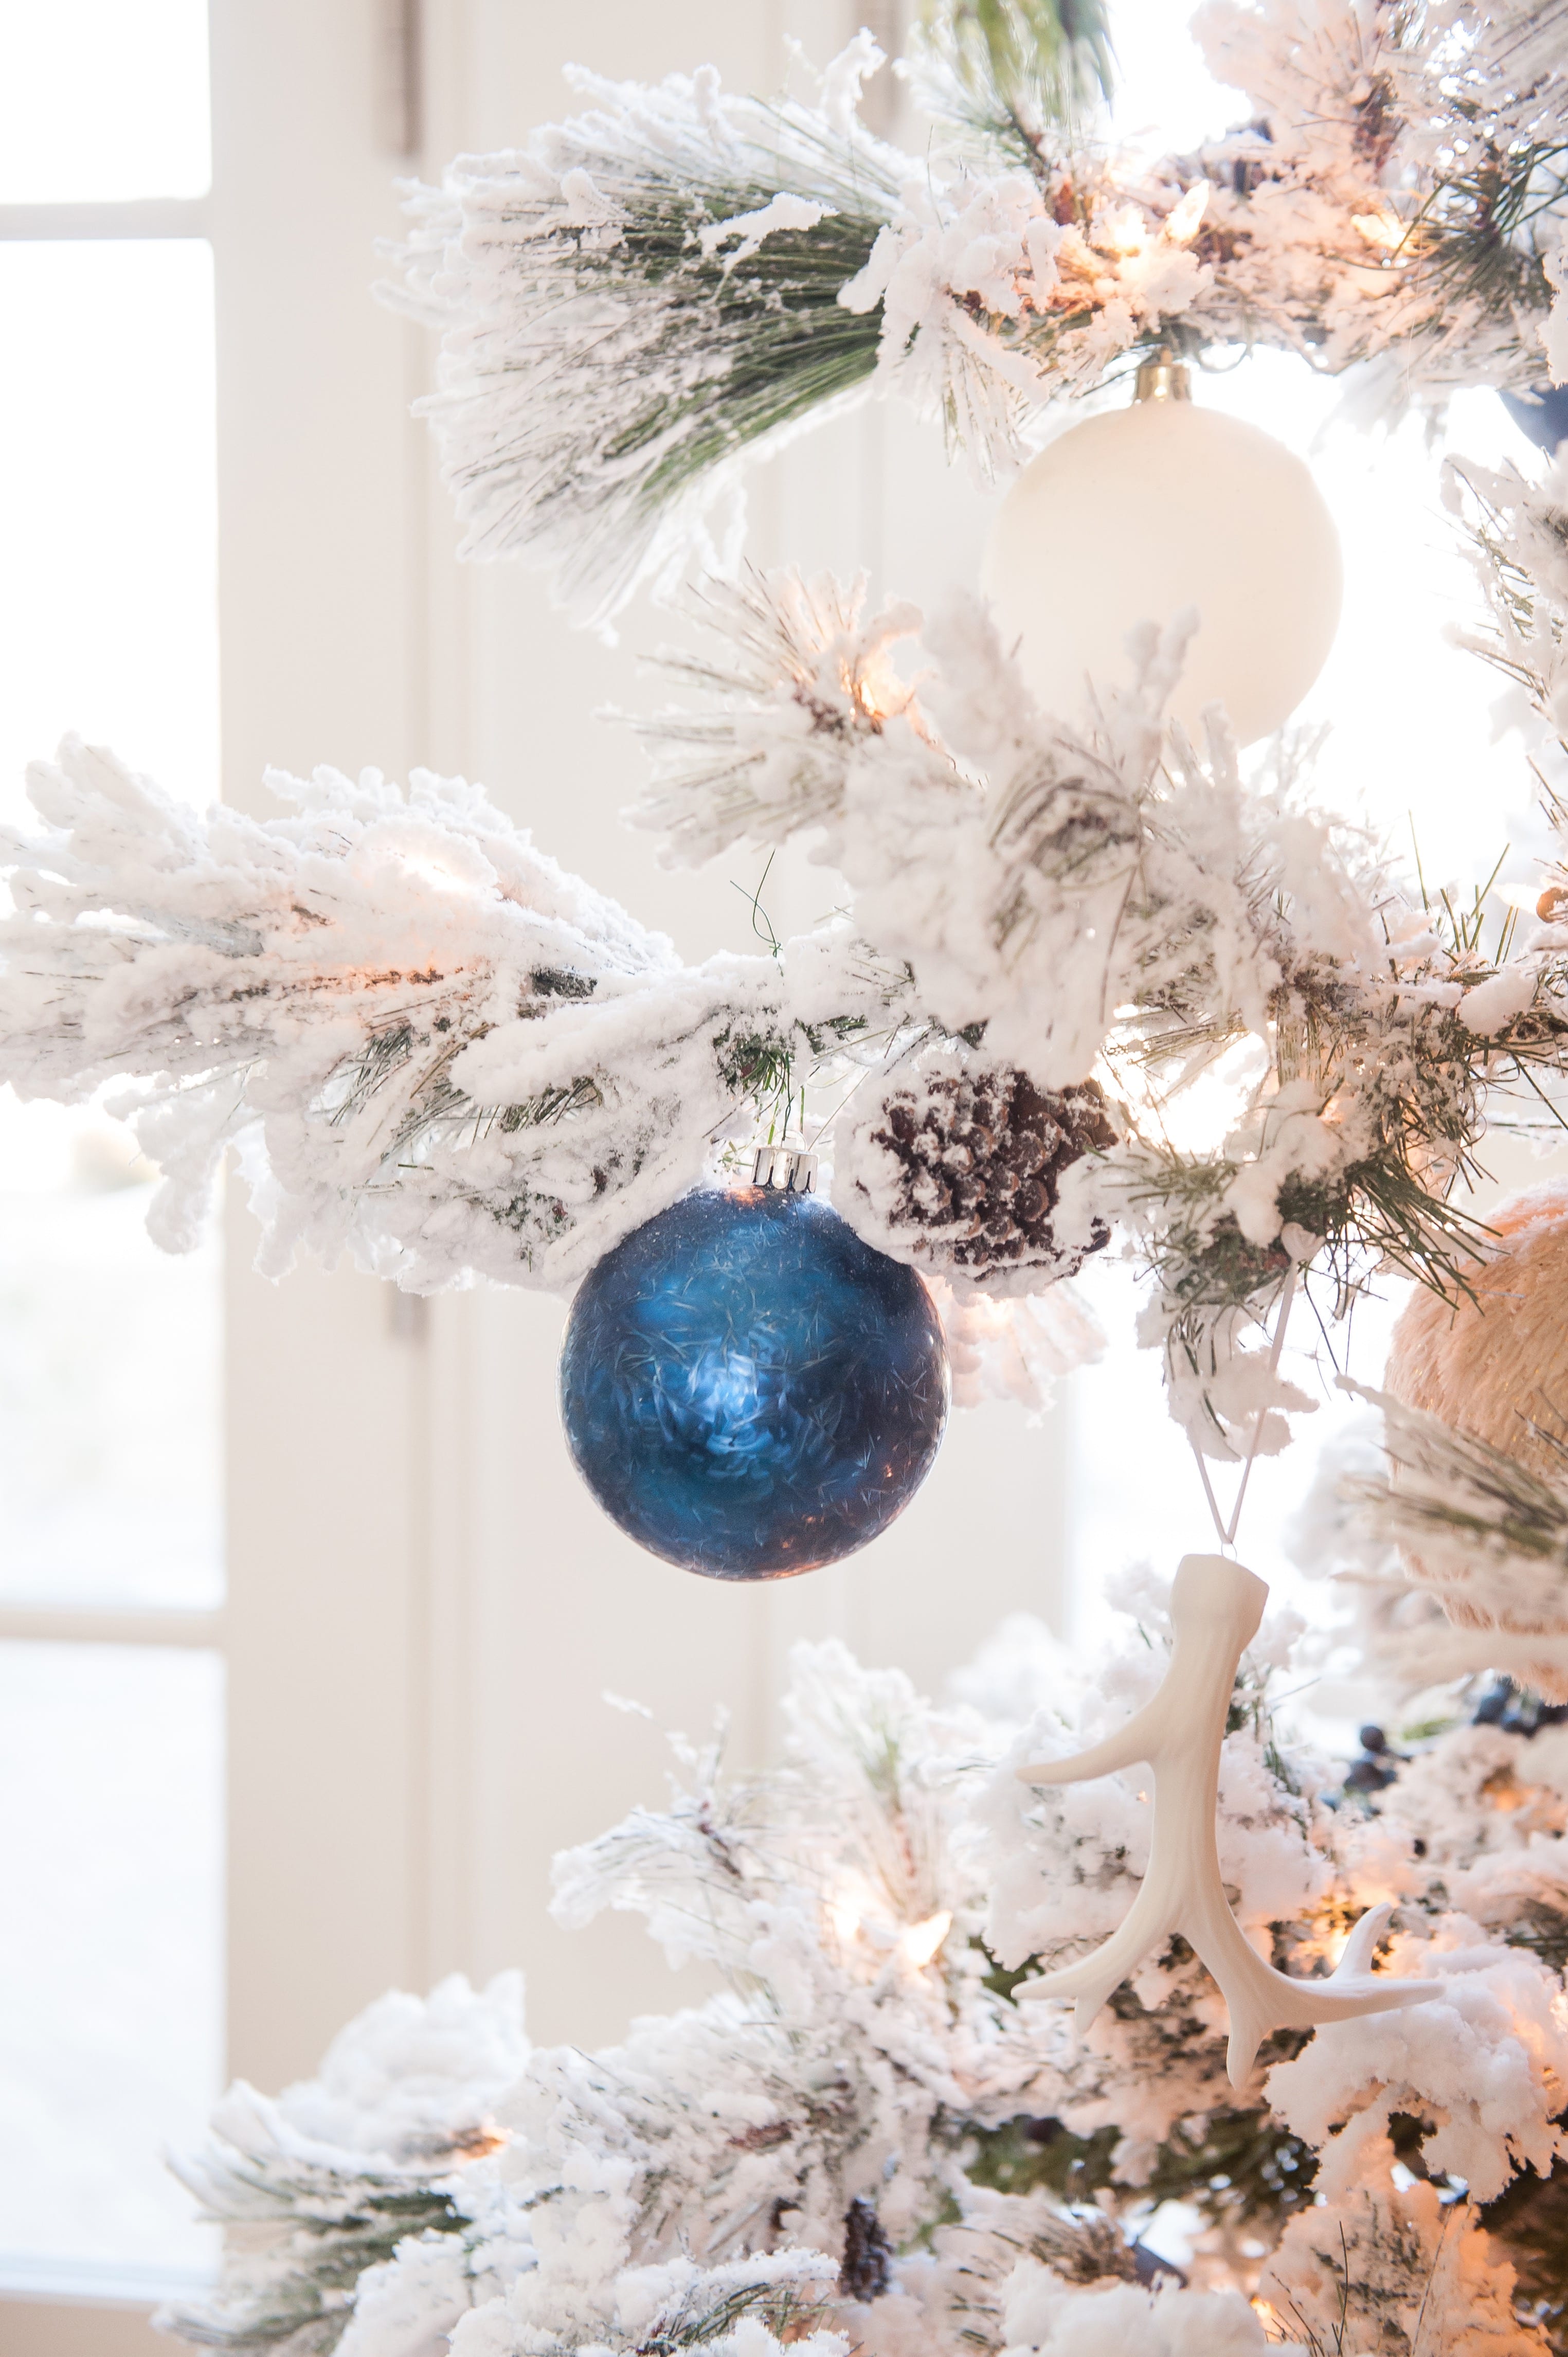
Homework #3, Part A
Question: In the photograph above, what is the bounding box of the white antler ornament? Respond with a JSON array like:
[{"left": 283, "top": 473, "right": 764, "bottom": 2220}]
[{"left": 1018, "top": 1554, "right": 1436, "bottom": 2086}]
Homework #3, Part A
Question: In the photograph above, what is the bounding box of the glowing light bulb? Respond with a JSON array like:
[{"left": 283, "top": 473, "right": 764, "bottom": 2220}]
[
  {"left": 1163, "top": 183, "right": 1210, "bottom": 246},
  {"left": 398, "top": 850, "right": 468, "bottom": 890},
  {"left": 901, "top": 1910, "right": 952, "bottom": 1968},
  {"left": 1353, "top": 206, "right": 1410, "bottom": 255},
  {"left": 829, "top": 1894, "right": 862, "bottom": 1946}
]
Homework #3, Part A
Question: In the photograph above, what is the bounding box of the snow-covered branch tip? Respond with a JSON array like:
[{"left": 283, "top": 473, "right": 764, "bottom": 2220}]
[{"left": 0, "top": 738, "right": 899, "bottom": 1291}]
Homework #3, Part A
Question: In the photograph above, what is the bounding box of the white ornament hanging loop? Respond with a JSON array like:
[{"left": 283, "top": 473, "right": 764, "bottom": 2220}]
[
  {"left": 1192, "top": 1267, "right": 1298, "bottom": 1554},
  {"left": 1017, "top": 1553, "right": 1436, "bottom": 2087}
]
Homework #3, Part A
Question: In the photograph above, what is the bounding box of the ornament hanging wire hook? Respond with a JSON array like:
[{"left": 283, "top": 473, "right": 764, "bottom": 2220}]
[{"left": 1190, "top": 1266, "right": 1298, "bottom": 1554}]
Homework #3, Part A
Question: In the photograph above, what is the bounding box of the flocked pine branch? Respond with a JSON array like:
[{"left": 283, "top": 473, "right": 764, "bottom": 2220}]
[
  {"left": 1338, "top": 1376, "right": 1568, "bottom": 1689},
  {"left": 380, "top": 35, "right": 905, "bottom": 633},
  {"left": 909, "top": 0, "right": 1115, "bottom": 167},
  {"left": 387, "top": 8, "right": 1568, "bottom": 625},
  {"left": 157, "top": 1973, "right": 527, "bottom": 2355},
  {"left": 0, "top": 739, "right": 901, "bottom": 1291},
  {"left": 159, "top": 2115, "right": 469, "bottom": 2354},
  {"left": 1449, "top": 450, "right": 1568, "bottom": 762},
  {"left": 163, "top": 1616, "right": 1568, "bottom": 2357}
]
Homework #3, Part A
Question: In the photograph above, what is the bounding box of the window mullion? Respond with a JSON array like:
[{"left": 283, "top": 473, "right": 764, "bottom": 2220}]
[
  {"left": 0, "top": 1606, "right": 224, "bottom": 1649},
  {"left": 0, "top": 200, "right": 209, "bottom": 241}
]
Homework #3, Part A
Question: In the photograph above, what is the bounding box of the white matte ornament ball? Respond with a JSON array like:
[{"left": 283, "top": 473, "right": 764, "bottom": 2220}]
[{"left": 982, "top": 385, "right": 1344, "bottom": 747}]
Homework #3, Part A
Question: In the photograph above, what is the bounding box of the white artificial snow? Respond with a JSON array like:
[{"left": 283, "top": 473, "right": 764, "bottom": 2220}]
[
  {"left": 1457, "top": 965, "right": 1538, "bottom": 1037},
  {"left": 267, "top": 1972, "right": 529, "bottom": 2163},
  {"left": 0, "top": 740, "right": 895, "bottom": 1293},
  {"left": 699, "top": 196, "right": 833, "bottom": 269},
  {"left": 1002, "top": 2262, "right": 1271, "bottom": 2357},
  {"left": 167, "top": 1600, "right": 1568, "bottom": 2355}
]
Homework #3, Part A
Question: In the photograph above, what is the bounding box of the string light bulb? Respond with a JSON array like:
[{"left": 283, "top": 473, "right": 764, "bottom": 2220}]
[
  {"left": 901, "top": 1910, "right": 952, "bottom": 1968},
  {"left": 828, "top": 1893, "right": 862, "bottom": 1946}
]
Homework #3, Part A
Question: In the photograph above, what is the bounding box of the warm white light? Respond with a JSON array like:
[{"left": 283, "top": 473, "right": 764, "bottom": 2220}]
[
  {"left": 901, "top": 1910, "right": 952, "bottom": 1968},
  {"left": 1353, "top": 206, "right": 1410, "bottom": 256},
  {"left": 402, "top": 856, "right": 466, "bottom": 892},
  {"left": 1163, "top": 183, "right": 1210, "bottom": 245},
  {"left": 981, "top": 398, "right": 1344, "bottom": 748},
  {"left": 1103, "top": 206, "right": 1149, "bottom": 257},
  {"left": 829, "top": 1895, "right": 861, "bottom": 1946}
]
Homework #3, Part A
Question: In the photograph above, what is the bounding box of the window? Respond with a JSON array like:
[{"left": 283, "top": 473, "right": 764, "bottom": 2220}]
[
  {"left": 0, "top": 0, "right": 223, "bottom": 2341},
  {"left": 0, "top": 2, "right": 209, "bottom": 203},
  {"left": 0, "top": 9, "right": 442, "bottom": 2346}
]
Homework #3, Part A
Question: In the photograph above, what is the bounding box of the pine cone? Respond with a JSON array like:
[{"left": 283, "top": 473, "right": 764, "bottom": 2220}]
[
  {"left": 838, "top": 1061, "right": 1117, "bottom": 1293},
  {"left": 839, "top": 2196, "right": 893, "bottom": 2302}
]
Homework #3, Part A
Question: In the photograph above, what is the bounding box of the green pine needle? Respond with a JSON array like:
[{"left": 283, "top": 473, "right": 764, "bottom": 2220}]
[{"left": 923, "top": 0, "right": 1114, "bottom": 120}]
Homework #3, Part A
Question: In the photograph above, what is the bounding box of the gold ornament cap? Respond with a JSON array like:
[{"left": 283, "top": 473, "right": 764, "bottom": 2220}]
[{"left": 1133, "top": 347, "right": 1192, "bottom": 403}]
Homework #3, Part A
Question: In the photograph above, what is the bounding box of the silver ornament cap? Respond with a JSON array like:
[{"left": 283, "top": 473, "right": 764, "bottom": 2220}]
[{"left": 751, "top": 1145, "right": 818, "bottom": 1195}]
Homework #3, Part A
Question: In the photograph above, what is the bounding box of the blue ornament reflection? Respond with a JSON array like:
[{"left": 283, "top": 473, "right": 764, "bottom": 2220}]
[
  {"left": 559, "top": 1187, "right": 950, "bottom": 1579},
  {"left": 1501, "top": 385, "right": 1568, "bottom": 454}
]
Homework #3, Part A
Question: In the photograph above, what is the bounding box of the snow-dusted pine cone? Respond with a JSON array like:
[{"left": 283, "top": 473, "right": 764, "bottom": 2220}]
[{"left": 836, "top": 1060, "right": 1117, "bottom": 1295}]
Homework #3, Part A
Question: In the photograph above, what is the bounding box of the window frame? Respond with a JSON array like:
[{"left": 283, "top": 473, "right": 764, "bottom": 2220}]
[
  {"left": 0, "top": 2, "right": 436, "bottom": 2343},
  {"left": 0, "top": 172, "right": 226, "bottom": 2357}
]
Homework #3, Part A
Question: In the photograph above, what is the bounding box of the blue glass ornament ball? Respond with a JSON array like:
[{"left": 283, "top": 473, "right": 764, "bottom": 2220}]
[{"left": 558, "top": 1186, "right": 950, "bottom": 1579}]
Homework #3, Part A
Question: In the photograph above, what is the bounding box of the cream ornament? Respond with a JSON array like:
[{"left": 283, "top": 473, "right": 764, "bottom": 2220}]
[
  {"left": 1017, "top": 1553, "right": 1435, "bottom": 2088},
  {"left": 982, "top": 356, "right": 1344, "bottom": 748}
]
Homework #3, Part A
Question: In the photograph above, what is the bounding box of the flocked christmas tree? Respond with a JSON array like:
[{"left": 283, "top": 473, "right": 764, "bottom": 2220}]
[{"left": 9, "top": 1, "right": 1568, "bottom": 2349}]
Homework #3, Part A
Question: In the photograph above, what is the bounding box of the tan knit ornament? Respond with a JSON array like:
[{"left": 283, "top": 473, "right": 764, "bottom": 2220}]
[{"left": 1385, "top": 1181, "right": 1568, "bottom": 1695}]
